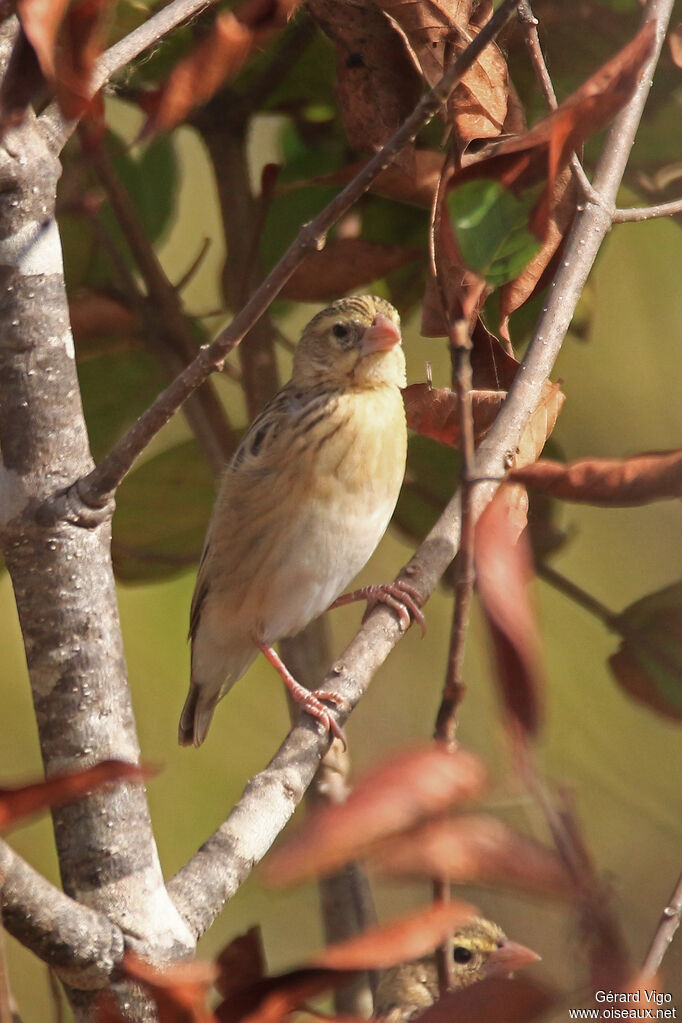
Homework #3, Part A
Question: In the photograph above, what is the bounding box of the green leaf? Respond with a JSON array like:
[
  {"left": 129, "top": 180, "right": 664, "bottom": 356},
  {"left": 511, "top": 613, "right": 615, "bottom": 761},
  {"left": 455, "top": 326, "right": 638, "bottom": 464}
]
[
  {"left": 113, "top": 440, "right": 216, "bottom": 584},
  {"left": 447, "top": 179, "right": 542, "bottom": 287},
  {"left": 78, "top": 351, "right": 167, "bottom": 462},
  {"left": 609, "top": 581, "right": 682, "bottom": 722}
]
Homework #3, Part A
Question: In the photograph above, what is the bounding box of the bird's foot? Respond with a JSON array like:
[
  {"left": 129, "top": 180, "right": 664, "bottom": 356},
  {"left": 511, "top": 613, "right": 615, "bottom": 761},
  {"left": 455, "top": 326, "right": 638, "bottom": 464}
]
[
  {"left": 330, "top": 580, "right": 426, "bottom": 636},
  {"left": 257, "top": 641, "right": 348, "bottom": 748}
]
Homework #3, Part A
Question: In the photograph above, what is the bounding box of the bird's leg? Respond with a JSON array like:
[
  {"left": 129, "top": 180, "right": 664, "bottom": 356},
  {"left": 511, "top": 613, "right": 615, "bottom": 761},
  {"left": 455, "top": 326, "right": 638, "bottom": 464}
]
[
  {"left": 256, "top": 640, "right": 348, "bottom": 747},
  {"left": 330, "top": 580, "right": 426, "bottom": 636}
]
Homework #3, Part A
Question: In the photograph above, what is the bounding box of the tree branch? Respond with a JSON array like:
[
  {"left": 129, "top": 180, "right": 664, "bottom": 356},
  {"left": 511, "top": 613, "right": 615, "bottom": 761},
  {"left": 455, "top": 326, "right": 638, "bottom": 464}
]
[
  {"left": 62, "top": 0, "right": 526, "bottom": 512},
  {"left": 166, "top": 0, "right": 674, "bottom": 942},
  {"left": 641, "top": 870, "right": 682, "bottom": 979},
  {"left": 0, "top": 839, "right": 124, "bottom": 988},
  {"left": 612, "top": 196, "right": 682, "bottom": 222}
]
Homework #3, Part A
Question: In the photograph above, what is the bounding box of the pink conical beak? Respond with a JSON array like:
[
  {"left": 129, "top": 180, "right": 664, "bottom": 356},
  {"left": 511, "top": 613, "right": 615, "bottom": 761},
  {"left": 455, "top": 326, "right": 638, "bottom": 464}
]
[
  {"left": 482, "top": 939, "right": 541, "bottom": 978},
  {"left": 360, "top": 313, "right": 401, "bottom": 354}
]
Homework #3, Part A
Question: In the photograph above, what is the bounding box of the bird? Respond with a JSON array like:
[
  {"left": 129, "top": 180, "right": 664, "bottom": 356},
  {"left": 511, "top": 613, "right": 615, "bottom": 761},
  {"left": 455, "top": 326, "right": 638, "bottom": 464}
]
[
  {"left": 373, "top": 917, "right": 540, "bottom": 1021},
  {"left": 179, "top": 295, "right": 423, "bottom": 748}
]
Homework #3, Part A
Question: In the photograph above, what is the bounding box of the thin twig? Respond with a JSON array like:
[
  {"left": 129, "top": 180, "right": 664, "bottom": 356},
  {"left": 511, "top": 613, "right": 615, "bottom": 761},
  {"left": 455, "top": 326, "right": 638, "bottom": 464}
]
[
  {"left": 641, "top": 870, "right": 682, "bottom": 979},
  {"left": 64, "top": 0, "right": 525, "bottom": 512},
  {"left": 537, "top": 563, "right": 619, "bottom": 628},
  {"left": 517, "top": 0, "right": 598, "bottom": 203},
  {"left": 612, "top": 196, "right": 682, "bottom": 222},
  {"left": 166, "top": 0, "right": 675, "bottom": 943}
]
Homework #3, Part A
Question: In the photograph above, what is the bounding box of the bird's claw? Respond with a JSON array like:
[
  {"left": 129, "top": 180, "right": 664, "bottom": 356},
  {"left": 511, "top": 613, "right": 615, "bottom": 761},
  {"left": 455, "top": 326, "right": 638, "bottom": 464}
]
[
  {"left": 302, "top": 690, "right": 348, "bottom": 749},
  {"left": 331, "top": 581, "right": 426, "bottom": 636}
]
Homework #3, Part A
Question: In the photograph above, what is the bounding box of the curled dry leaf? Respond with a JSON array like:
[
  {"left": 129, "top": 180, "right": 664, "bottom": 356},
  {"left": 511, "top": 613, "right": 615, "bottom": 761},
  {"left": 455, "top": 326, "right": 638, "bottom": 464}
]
[
  {"left": 402, "top": 382, "right": 506, "bottom": 448},
  {"left": 0, "top": 760, "right": 149, "bottom": 831},
  {"left": 216, "top": 927, "right": 266, "bottom": 999},
  {"left": 145, "top": 0, "right": 301, "bottom": 134},
  {"left": 511, "top": 450, "right": 682, "bottom": 506},
  {"left": 280, "top": 239, "right": 421, "bottom": 302},
  {"left": 264, "top": 744, "right": 487, "bottom": 884},
  {"left": 69, "top": 288, "right": 138, "bottom": 349},
  {"left": 498, "top": 168, "right": 578, "bottom": 340},
  {"left": 215, "top": 968, "right": 346, "bottom": 1023},
  {"left": 16, "top": 0, "right": 70, "bottom": 79},
  {"left": 515, "top": 381, "right": 565, "bottom": 470},
  {"left": 418, "top": 975, "right": 555, "bottom": 1023},
  {"left": 448, "top": 20, "right": 657, "bottom": 236},
  {"left": 312, "top": 900, "right": 478, "bottom": 971},
  {"left": 307, "top": 0, "right": 421, "bottom": 167},
  {"left": 316, "top": 149, "right": 445, "bottom": 208},
  {"left": 370, "top": 813, "right": 574, "bottom": 898},
  {"left": 55, "top": 0, "right": 113, "bottom": 121},
  {"left": 122, "top": 953, "right": 218, "bottom": 1023},
  {"left": 474, "top": 488, "right": 545, "bottom": 738}
]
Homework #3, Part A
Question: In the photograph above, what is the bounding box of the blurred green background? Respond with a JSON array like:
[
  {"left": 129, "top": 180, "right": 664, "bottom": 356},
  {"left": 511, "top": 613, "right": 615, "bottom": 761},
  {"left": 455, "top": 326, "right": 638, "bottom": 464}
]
[{"left": 2, "top": 7, "right": 682, "bottom": 1018}]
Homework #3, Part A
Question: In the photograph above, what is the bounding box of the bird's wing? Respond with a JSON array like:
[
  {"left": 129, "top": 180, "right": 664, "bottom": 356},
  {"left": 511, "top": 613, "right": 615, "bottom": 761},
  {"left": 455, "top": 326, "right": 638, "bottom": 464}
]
[{"left": 188, "top": 382, "right": 341, "bottom": 640}]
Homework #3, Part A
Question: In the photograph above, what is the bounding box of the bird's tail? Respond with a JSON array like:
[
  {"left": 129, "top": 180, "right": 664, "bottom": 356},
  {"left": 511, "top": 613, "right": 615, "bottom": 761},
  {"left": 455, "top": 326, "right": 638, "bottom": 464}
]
[{"left": 178, "top": 682, "right": 218, "bottom": 748}]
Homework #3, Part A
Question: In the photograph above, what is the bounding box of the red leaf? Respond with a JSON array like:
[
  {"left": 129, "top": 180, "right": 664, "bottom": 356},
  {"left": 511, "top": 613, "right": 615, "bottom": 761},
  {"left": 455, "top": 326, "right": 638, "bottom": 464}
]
[
  {"left": 312, "top": 901, "right": 478, "bottom": 971},
  {"left": 0, "top": 760, "right": 150, "bottom": 831},
  {"left": 145, "top": 1, "right": 301, "bottom": 134},
  {"left": 474, "top": 488, "right": 545, "bottom": 738},
  {"left": 16, "top": 0, "right": 70, "bottom": 79},
  {"left": 265, "top": 744, "right": 487, "bottom": 884},
  {"left": 448, "top": 20, "right": 657, "bottom": 236},
  {"left": 216, "top": 928, "right": 266, "bottom": 1000},
  {"left": 402, "top": 383, "right": 505, "bottom": 448},
  {"left": 418, "top": 975, "right": 555, "bottom": 1023},
  {"left": 55, "top": 0, "right": 113, "bottom": 120},
  {"left": 123, "top": 953, "right": 218, "bottom": 1023},
  {"left": 370, "top": 814, "right": 574, "bottom": 898},
  {"left": 511, "top": 450, "right": 682, "bottom": 506},
  {"left": 215, "top": 967, "right": 346, "bottom": 1023}
]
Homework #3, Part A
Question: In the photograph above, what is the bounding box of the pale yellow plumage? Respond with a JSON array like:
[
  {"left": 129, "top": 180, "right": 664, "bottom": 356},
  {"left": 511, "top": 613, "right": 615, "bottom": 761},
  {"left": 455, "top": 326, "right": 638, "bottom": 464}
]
[
  {"left": 374, "top": 917, "right": 539, "bottom": 1022},
  {"left": 179, "top": 296, "right": 408, "bottom": 747}
]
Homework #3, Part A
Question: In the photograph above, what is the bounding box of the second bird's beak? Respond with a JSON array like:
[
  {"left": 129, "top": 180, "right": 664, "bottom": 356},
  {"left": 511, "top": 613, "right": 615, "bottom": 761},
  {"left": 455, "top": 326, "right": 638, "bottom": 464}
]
[
  {"left": 482, "top": 939, "right": 541, "bottom": 979},
  {"left": 360, "top": 313, "right": 402, "bottom": 354}
]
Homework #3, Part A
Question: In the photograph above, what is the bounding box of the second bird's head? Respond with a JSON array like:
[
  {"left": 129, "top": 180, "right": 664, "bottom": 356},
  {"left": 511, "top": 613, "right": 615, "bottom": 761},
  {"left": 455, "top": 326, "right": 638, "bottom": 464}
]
[{"left": 292, "top": 295, "right": 406, "bottom": 390}]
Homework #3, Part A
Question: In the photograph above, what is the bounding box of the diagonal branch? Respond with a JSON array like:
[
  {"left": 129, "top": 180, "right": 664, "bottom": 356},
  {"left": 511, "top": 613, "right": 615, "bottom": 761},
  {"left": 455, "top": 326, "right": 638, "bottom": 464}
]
[
  {"left": 0, "top": 838, "right": 124, "bottom": 987},
  {"left": 166, "top": 0, "right": 675, "bottom": 942},
  {"left": 641, "top": 869, "right": 682, "bottom": 979},
  {"left": 56, "top": 0, "right": 525, "bottom": 515}
]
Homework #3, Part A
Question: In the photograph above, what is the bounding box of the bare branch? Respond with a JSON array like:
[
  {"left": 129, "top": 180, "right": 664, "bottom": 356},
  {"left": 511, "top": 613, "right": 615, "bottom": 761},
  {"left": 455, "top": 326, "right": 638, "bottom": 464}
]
[
  {"left": 167, "top": 0, "right": 675, "bottom": 942},
  {"left": 612, "top": 196, "right": 682, "bottom": 222},
  {"left": 63, "top": 0, "right": 526, "bottom": 512},
  {"left": 641, "top": 870, "right": 682, "bottom": 979},
  {"left": 0, "top": 838, "right": 124, "bottom": 987}
]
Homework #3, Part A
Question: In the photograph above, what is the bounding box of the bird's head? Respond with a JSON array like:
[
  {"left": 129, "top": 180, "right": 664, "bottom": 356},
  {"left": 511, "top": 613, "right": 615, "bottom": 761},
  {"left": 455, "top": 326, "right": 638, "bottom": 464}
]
[
  {"left": 292, "top": 295, "right": 406, "bottom": 390},
  {"left": 450, "top": 917, "right": 540, "bottom": 988}
]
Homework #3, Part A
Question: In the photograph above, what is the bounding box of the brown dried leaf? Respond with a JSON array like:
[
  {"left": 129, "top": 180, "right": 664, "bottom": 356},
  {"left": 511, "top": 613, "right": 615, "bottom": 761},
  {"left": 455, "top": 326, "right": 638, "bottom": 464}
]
[
  {"left": 308, "top": 0, "right": 421, "bottom": 164},
  {"left": 264, "top": 744, "right": 487, "bottom": 884},
  {"left": 668, "top": 23, "right": 682, "bottom": 68},
  {"left": 280, "top": 239, "right": 420, "bottom": 302},
  {"left": 313, "top": 901, "right": 478, "bottom": 971},
  {"left": 0, "top": 760, "right": 149, "bottom": 831},
  {"left": 515, "top": 381, "right": 565, "bottom": 470},
  {"left": 70, "top": 288, "right": 138, "bottom": 347},
  {"left": 16, "top": 0, "right": 70, "bottom": 78},
  {"left": 449, "top": 20, "right": 657, "bottom": 235},
  {"left": 371, "top": 814, "right": 574, "bottom": 898},
  {"left": 475, "top": 488, "right": 545, "bottom": 738},
  {"left": 402, "top": 382, "right": 505, "bottom": 448},
  {"left": 418, "top": 976, "right": 555, "bottom": 1023},
  {"left": 498, "top": 169, "right": 578, "bottom": 339},
  {"left": 316, "top": 149, "right": 445, "bottom": 208},
  {"left": 214, "top": 967, "right": 348, "bottom": 1023},
  {"left": 216, "top": 928, "right": 266, "bottom": 1000},
  {"left": 511, "top": 450, "right": 682, "bottom": 506},
  {"left": 122, "top": 953, "right": 218, "bottom": 1023},
  {"left": 55, "top": 0, "right": 113, "bottom": 121},
  {"left": 145, "top": 0, "right": 301, "bottom": 134}
]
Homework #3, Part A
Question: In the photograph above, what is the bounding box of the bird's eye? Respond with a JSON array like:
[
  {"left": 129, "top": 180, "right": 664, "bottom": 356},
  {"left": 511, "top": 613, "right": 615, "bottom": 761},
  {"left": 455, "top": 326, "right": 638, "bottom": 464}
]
[
  {"left": 332, "top": 323, "right": 349, "bottom": 340},
  {"left": 453, "top": 946, "right": 473, "bottom": 965}
]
